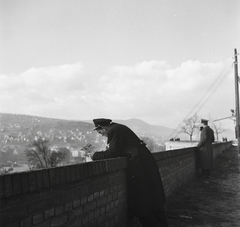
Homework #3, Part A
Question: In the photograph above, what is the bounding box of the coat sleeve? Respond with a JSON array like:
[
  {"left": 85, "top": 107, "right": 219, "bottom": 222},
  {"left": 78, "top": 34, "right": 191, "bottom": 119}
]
[
  {"left": 92, "top": 128, "right": 123, "bottom": 160},
  {"left": 211, "top": 129, "right": 215, "bottom": 143},
  {"left": 197, "top": 129, "right": 207, "bottom": 148}
]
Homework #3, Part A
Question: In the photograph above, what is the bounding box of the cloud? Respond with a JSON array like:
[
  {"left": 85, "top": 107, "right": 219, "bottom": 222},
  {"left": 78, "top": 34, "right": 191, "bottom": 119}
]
[
  {"left": 21, "top": 62, "right": 86, "bottom": 91},
  {"left": 0, "top": 62, "right": 87, "bottom": 116},
  {"left": 0, "top": 60, "right": 234, "bottom": 129},
  {"left": 92, "top": 59, "right": 234, "bottom": 127}
]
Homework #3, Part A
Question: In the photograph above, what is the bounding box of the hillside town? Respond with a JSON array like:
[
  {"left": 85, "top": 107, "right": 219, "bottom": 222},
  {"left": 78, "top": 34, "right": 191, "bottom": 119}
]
[
  {"left": 0, "top": 113, "right": 164, "bottom": 174},
  {"left": 0, "top": 113, "right": 233, "bottom": 175},
  {"left": 0, "top": 114, "right": 108, "bottom": 174}
]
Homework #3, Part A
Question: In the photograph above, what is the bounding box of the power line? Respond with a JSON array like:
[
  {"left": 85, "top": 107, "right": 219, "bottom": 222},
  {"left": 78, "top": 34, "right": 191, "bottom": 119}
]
[
  {"left": 194, "top": 62, "right": 232, "bottom": 114},
  {"left": 163, "top": 60, "right": 233, "bottom": 142}
]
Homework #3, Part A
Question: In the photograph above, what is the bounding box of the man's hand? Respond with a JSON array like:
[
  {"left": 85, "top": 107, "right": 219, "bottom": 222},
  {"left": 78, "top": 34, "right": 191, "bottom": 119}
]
[{"left": 82, "top": 143, "right": 93, "bottom": 152}]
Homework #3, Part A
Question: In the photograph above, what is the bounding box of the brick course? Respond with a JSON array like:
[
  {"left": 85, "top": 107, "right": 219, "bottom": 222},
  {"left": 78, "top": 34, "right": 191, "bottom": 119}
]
[{"left": 0, "top": 142, "right": 232, "bottom": 227}]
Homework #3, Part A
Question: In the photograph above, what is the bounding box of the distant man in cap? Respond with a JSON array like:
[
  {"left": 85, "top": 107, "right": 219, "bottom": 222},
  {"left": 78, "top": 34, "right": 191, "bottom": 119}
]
[
  {"left": 90, "top": 118, "right": 169, "bottom": 227},
  {"left": 197, "top": 119, "right": 215, "bottom": 177}
]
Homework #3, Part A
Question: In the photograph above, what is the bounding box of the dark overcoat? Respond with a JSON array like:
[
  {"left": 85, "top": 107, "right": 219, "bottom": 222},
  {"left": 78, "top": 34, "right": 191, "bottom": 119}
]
[
  {"left": 197, "top": 126, "right": 215, "bottom": 169},
  {"left": 92, "top": 123, "right": 166, "bottom": 217}
]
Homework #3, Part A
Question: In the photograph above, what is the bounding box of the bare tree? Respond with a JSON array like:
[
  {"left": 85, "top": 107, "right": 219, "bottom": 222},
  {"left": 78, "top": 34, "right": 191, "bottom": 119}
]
[
  {"left": 211, "top": 121, "right": 224, "bottom": 142},
  {"left": 181, "top": 114, "right": 199, "bottom": 142},
  {"left": 25, "top": 137, "right": 65, "bottom": 170}
]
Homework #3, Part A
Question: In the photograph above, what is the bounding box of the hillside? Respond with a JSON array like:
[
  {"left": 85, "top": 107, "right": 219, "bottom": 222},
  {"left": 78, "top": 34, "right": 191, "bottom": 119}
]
[
  {"left": 79, "top": 118, "right": 174, "bottom": 142},
  {"left": 0, "top": 113, "right": 235, "bottom": 167},
  {"left": 0, "top": 114, "right": 173, "bottom": 152},
  {"left": 114, "top": 118, "right": 173, "bottom": 138},
  {"left": 0, "top": 113, "right": 234, "bottom": 147}
]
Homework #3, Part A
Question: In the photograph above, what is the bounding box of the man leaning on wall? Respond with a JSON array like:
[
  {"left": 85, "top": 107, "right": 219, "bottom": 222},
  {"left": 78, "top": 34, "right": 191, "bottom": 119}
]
[{"left": 84, "top": 118, "right": 169, "bottom": 227}]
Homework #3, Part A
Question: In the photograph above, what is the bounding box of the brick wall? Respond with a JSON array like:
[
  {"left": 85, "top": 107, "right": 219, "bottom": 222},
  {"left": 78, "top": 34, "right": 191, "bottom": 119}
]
[
  {"left": 0, "top": 141, "right": 232, "bottom": 227},
  {"left": 154, "top": 147, "right": 196, "bottom": 197}
]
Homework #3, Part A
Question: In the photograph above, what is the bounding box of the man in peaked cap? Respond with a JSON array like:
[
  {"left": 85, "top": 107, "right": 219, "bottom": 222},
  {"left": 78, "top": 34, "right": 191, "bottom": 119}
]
[
  {"left": 93, "top": 118, "right": 112, "bottom": 130},
  {"left": 201, "top": 119, "right": 208, "bottom": 124},
  {"left": 90, "top": 118, "right": 169, "bottom": 227},
  {"left": 197, "top": 119, "right": 215, "bottom": 177}
]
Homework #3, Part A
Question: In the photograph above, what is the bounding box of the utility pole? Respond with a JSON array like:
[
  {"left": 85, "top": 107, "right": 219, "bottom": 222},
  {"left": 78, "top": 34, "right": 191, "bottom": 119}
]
[{"left": 234, "top": 48, "right": 240, "bottom": 155}]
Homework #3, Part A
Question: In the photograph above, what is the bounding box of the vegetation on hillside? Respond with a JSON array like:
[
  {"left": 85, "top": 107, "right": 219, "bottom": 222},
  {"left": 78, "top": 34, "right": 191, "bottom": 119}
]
[
  {"left": 25, "top": 138, "right": 66, "bottom": 169},
  {"left": 0, "top": 113, "right": 170, "bottom": 173}
]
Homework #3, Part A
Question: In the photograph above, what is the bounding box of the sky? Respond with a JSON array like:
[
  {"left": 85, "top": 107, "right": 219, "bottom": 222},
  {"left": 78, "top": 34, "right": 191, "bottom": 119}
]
[{"left": 0, "top": 0, "right": 240, "bottom": 131}]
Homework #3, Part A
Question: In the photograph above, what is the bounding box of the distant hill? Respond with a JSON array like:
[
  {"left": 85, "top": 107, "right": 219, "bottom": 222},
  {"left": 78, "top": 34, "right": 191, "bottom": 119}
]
[
  {"left": 0, "top": 113, "right": 96, "bottom": 154},
  {"left": 1, "top": 113, "right": 234, "bottom": 169},
  {"left": 0, "top": 113, "right": 235, "bottom": 145},
  {"left": 114, "top": 118, "right": 173, "bottom": 138},
  {"left": 0, "top": 113, "right": 93, "bottom": 131},
  {"left": 0, "top": 113, "right": 175, "bottom": 167},
  {"left": 0, "top": 113, "right": 94, "bottom": 142},
  {"left": 0, "top": 113, "right": 174, "bottom": 146},
  {"left": 82, "top": 118, "right": 174, "bottom": 140}
]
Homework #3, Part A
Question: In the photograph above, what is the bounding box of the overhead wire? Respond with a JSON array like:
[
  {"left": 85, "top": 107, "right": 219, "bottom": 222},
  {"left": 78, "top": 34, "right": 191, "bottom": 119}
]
[
  {"left": 194, "top": 62, "right": 233, "bottom": 114},
  {"left": 176, "top": 61, "right": 232, "bottom": 138},
  {"left": 163, "top": 60, "right": 233, "bottom": 142}
]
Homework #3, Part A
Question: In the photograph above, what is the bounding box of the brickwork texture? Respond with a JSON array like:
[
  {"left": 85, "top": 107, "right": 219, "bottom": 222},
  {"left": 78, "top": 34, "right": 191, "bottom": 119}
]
[{"left": 0, "top": 142, "right": 232, "bottom": 227}]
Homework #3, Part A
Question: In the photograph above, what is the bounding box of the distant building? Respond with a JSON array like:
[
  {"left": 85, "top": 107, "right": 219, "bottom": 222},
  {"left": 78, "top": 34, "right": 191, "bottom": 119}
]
[
  {"left": 70, "top": 148, "right": 86, "bottom": 157},
  {"left": 165, "top": 141, "right": 198, "bottom": 150}
]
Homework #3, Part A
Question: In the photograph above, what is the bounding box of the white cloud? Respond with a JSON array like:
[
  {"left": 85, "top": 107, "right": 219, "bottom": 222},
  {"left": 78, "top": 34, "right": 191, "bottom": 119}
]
[
  {"left": 93, "top": 59, "right": 234, "bottom": 127},
  {"left": 0, "top": 62, "right": 87, "bottom": 117},
  {"left": 0, "top": 60, "right": 234, "bottom": 129},
  {"left": 21, "top": 62, "right": 86, "bottom": 92}
]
